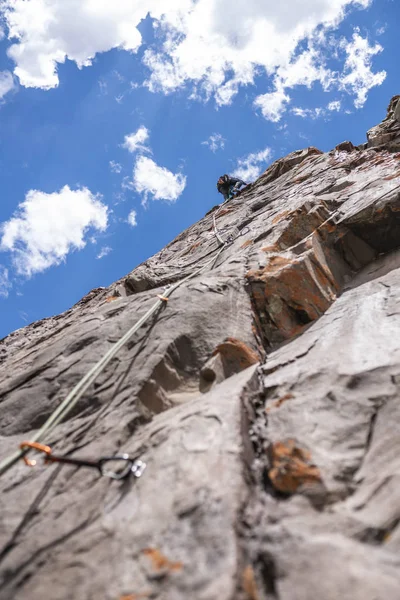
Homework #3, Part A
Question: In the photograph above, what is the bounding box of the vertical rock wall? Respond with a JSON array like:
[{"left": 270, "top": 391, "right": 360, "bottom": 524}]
[{"left": 1, "top": 97, "right": 400, "bottom": 600}]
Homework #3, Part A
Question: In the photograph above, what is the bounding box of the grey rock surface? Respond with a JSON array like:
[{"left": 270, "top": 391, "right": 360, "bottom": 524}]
[{"left": 1, "top": 97, "right": 400, "bottom": 600}]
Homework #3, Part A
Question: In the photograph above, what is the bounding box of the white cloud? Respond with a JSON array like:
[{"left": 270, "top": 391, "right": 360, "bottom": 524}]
[
  {"left": 122, "top": 126, "right": 150, "bottom": 154},
  {"left": 127, "top": 209, "right": 138, "bottom": 227},
  {"left": 2, "top": 2, "right": 383, "bottom": 120},
  {"left": 254, "top": 42, "right": 336, "bottom": 121},
  {"left": 254, "top": 86, "right": 290, "bottom": 122},
  {"left": 232, "top": 147, "right": 272, "bottom": 181},
  {"left": 0, "top": 265, "right": 11, "bottom": 298},
  {"left": 327, "top": 100, "right": 341, "bottom": 111},
  {"left": 1, "top": 185, "right": 108, "bottom": 276},
  {"left": 143, "top": 0, "right": 372, "bottom": 106},
  {"left": 96, "top": 246, "right": 112, "bottom": 259},
  {"left": 110, "top": 160, "right": 122, "bottom": 173},
  {"left": 0, "top": 71, "right": 16, "bottom": 100},
  {"left": 202, "top": 133, "right": 225, "bottom": 152},
  {"left": 1, "top": 0, "right": 376, "bottom": 116},
  {"left": 132, "top": 156, "right": 186, "bottom": 204},
  {"left": 291, "top": 99, "right": 342, "bottom": 119},
  {"left": 292, "top": 106, "right": 324, "bottom": 119},
  {"left": 339, "top": 31, "right": 386, "bottom": 108}
]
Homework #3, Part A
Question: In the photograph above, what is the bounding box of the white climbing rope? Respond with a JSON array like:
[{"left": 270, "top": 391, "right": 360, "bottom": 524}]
[
  {"left": 212, "top": 199, "right": 242, "bottom": 246},
  {"left": 213, "top": 207, "right": 226, "bottom": 246},
  {"left": 0, "top": 244, "right": 226, "bottom": 478}
]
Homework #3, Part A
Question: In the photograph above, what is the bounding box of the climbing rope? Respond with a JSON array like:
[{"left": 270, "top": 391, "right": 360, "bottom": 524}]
[
  {"left": 212, "top": 200, "right": 242, "bottom": 246},
  {"left": 0, "top": 240, "right": 226, "bottom": 478}
]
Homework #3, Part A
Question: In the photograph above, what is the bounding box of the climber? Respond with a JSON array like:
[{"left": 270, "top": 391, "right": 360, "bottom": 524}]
[{"left": 216, "top": 174, "right": 247, "bottom": 201}]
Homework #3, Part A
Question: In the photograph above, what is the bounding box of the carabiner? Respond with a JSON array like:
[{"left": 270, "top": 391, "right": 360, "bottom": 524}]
[{"left": 19, "top": 441, "right": 52, "bottom": 467}]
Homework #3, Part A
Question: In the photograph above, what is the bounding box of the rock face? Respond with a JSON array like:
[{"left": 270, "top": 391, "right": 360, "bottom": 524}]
[{"left": 1, "top": 97, "right": 400, "bottom": 600}]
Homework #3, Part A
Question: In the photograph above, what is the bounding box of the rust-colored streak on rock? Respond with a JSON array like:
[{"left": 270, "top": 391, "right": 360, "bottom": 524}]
[
  {"left": 266, "top": 393, "right": 294, "bottom": 412},
  {"left": 120, "top": 594, "right": 150, "bottom": 600},
  {"left": 272, "top": 210, "right": 291, "bottom": 225},
  {"left": 242, "top": 565, "right": 260, "bottom": 600},
  {"left": 105, "top": 295, "right": 119, "bottom": 303},
  {"left": 240, "top": 239, "right": 254, "bottom": 249},
  {"left": 292, "top": 174, "right": 312, "bottom": 183},
  {"left": 142, "top": 548, "right": 183, "bottom": 573},
  {"left": 274, "top": 205, "right": 331, "bottom": 250},
  {"left": 213, "top": 337, "right": 260, "bottom": 376},
  {"left": 268, "top": 440, "right": 322, "bottom": 494},
  {"left": 260, "top": 147, "right": 323, "bottom": 186},
  {"left": 181, "top": 241, "right": 201, "bottom": 256},
  {"left": 261, "top": 244, "right": 280, "bottom": 253},
  {"left": 247, "top": 256, "right": 333, "bottom": 340},
  {"left": 383, "top": 171, "right": 400, "bottom": 181},
  {"left": 216, "top": 207, "right": 235, "bottom": 218}
]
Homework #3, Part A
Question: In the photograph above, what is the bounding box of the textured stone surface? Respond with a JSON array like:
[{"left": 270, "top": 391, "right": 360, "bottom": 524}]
[{"left": 1, "top": 97, "right": 400, "bottom": 599}]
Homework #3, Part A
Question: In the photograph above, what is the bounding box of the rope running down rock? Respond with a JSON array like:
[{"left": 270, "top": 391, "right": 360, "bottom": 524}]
[{"left": 0, "top": 234, "right": 227, "bottom": 478}]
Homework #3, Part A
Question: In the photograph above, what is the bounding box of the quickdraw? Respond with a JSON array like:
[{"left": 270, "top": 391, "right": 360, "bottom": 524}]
[{"left": 19, "top": 441, "right": 146, "bottom": 481}]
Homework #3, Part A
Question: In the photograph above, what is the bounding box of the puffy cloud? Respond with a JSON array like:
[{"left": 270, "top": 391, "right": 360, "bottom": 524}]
[
  {"left": 0, "top": 70, "right": 16, "bottom": 100},
  {"left": 0, "top": 265, "right": 11, "bottom": 298},
  {"left": 201, "top": 133, "right": 225, "bottom": 153},
  {"left": 127, "top": 209, "right": 137, "bottom": 227},
  {"left": 339, "top": 31, "right": 386, "bottom": 108},
  {"left": 254, "top": 43, "right": 336, "bottom": 120},
  {"left": 254, "top": 86, "right": 290, "bottom": 122},
  {"left": 132, "top": 156, "right": 186, "bottom": 204},
  {"left": 1, "top": 185, "right": 108, "bottom": 276},
  {"left": 96, "top": 246, "right": 112, "bottom": 259},
  {"left": 122, "top": 126, "right": 150, "bottom": 154},
  {"left": 1, "top": 0, "right": 377, "bottom": 115},
  {"left": 143, "top": 0, "right": 371, "bottom": 106},
  {"left": 2, "top": 0, "right": 146, "bottom": 88},
  {"left": 232, "top": 147, "right": 272, "bottom": 181},
  {"left": 255, "top": 28, "right": 385, "bottom": 121}
]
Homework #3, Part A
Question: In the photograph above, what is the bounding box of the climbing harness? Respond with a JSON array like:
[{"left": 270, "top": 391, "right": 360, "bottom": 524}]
[
  {"left": 19, "top": 441, "right": 146, "bottom": 480},
  {"left": 0, "top": 235, "right": 227, "bottom": 479}
]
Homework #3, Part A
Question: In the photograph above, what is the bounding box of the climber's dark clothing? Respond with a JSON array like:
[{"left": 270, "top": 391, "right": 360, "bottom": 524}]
[{"left": 217, "top": 176, "right": 247, "bottom": 201}]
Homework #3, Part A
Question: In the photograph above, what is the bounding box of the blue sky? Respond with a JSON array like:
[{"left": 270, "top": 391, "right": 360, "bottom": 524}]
[{"left": 0, "top": 0, "right": 397, "bottom": 339}]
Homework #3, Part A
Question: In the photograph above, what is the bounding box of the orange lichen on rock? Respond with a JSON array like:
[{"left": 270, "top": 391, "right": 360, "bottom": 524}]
[
  {"left": 268, "top": 440, "right": 322, "bottom": 494},
  {"left": 142, "top": 548, "right": 183, "bottom": 573},
  {"left": 212, "top": 337, "right": 260, "bottom": 375},
  {"left": 105, "top": 296, "right": 119, "bottom": 303},
  {"left": 242, "top": 565, "right": 260, "bottom": 600}
]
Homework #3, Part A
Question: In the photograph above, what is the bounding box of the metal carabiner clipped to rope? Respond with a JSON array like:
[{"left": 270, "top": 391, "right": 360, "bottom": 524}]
[{"left": 19, "top": 442, "right": 146, "bottom": 481}]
